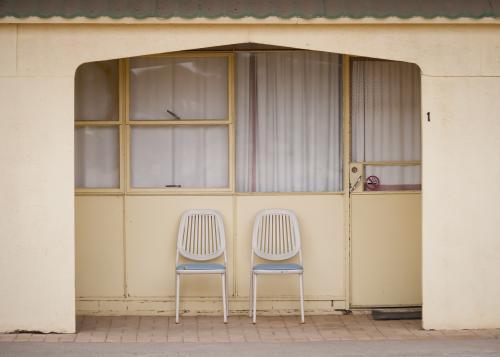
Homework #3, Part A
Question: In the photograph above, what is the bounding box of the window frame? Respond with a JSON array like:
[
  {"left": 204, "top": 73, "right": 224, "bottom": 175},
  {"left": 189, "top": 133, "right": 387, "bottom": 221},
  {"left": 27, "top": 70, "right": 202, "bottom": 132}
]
[
  {"left": 75, "top": 51, "right": 349, "bottom": 196},
  {"left": 124, "top": 52, "right": 235, "bottom": 194},
  {"left": 349, "top": 56, "right": 422, "bottom": 193},
  {"left": 75, "top": 60, "right": 125, "bottom": 194},
  {"left": 76, "top": 52, "right": 421, "bottom": 196}
]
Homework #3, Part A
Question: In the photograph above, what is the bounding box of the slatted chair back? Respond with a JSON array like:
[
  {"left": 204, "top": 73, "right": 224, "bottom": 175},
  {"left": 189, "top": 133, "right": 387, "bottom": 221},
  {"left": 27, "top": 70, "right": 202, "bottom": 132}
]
[
  {"left": 251, "top": 209, "right": 302, "bottom": 262},
  {"left": 176, "top": 209, "right": 226, "bottom": 263}
]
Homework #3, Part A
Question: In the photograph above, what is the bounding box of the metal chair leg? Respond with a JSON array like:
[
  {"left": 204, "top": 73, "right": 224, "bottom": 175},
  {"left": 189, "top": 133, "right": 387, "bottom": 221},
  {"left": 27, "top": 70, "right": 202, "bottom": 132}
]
[
  {"left": 222, "top": 273, "right": 227, "bottom": 323},
  {"left": 225, "top": 272, "right": 229, "bottom": 318},
  {"left": 175, "top": 273, "right": 180, "bottom": 324},
  {"left": 248, "top": 270, "right": 253, "bottom": 317},
  {"left": 252, "top": 273, "right": 257, "bottom": 324},
  {"left": 299, "top": 273, "right": 305, "bottom": 324}
]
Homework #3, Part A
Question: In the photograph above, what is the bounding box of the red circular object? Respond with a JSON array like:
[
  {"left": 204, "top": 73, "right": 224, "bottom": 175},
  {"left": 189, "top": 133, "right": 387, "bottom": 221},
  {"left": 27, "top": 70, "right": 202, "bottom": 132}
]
[{"left": 365, "top": 175, "right": 380, "bottom": 190}]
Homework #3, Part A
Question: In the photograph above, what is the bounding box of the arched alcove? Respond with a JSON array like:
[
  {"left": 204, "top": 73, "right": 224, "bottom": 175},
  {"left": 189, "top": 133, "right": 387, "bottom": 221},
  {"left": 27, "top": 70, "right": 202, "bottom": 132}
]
[{"left": 74, "top": 43, "right": 422, "bottom": 324}]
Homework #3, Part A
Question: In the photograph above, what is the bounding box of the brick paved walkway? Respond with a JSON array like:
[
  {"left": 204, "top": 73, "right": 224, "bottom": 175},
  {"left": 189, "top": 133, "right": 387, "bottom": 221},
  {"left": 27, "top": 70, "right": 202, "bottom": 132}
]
[{"left": 1, "top": 315, "right": 500, "bottom": 343}]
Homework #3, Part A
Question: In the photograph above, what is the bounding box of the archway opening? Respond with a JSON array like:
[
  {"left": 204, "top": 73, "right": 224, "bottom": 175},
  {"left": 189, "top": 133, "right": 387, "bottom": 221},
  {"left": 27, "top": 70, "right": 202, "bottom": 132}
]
[{"left": 74, "top": 43, "right": 422, "bottom": 323}]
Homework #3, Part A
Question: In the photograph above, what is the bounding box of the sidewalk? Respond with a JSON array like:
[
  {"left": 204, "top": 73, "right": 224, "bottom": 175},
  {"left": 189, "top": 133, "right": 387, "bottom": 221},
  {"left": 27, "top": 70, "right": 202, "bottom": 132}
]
[
  {"left": 1, "top": 315, "right": 500, "bottom": 343},
  {"left": 1, "top": 339, "right": 500, "bottom": 357}
]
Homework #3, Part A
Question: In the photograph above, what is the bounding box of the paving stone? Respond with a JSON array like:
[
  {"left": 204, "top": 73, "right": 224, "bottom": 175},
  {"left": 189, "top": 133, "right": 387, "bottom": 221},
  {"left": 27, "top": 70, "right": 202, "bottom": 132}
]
[{"left": 6, "top": 315, "right": 498, "bottom": 345}]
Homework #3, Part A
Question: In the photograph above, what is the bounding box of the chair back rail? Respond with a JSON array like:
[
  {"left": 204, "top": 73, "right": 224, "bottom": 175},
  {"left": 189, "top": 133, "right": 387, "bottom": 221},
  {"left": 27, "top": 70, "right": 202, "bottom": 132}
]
[
  {"left": 176, "top": 209, "right": 226, "bottom": 263},
  {"left": 251, "top": 209, "right": 302, "bottom": 262}
]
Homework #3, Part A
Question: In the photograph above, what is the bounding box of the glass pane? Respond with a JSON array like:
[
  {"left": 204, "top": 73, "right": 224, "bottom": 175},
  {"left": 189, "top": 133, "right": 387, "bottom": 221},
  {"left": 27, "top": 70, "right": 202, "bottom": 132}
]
[
  {"left": 75, "top": 127, "right": 120, "bottom": 188},
  {"left": 130, "top": 57, "right": 228, "bottom": 120},
  {"left": 130, "top": 126, "right": 228, "bottom": 188},
  {"left": 236, "top": 51, "right": 343, "bottom": 192},
  {"left": 75, "top": 60, "right": 119, "bottom": 121},
  {"left": 351, "top": 60, "right": 421, "bottom": 162},
  {"left": 364, "top": 165, "right": 421, "bottom": 191}
]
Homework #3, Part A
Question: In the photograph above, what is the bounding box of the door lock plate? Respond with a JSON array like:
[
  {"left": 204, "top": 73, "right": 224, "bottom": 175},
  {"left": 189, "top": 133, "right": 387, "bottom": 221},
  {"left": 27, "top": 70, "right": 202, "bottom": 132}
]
[{"left": 349, "top": 163, "right": 364, "bottom": 193}]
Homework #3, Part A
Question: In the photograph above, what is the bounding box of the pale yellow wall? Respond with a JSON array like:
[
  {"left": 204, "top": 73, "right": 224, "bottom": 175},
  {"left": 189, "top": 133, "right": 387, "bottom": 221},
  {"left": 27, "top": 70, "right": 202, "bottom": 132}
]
[
  {"left": 235, "top": 195, "right": 344, "bottom": 300},
  {"left": 75, "top": 195, "right": 345, "bottom": 315},
  {"left": 76, "top": 196, "right": 124, "bottom": 297},
  {"left": 351, "top": 193, "right": 421, "bottom": 307},
  {"left": 0, "top": 75, "right": 75, "bottom": 332},
  {"left": 0, "top": 24, "right": 16, "bottom": 75},
  {"left": 2, "top": 22, "right": 500, "bottom": 331},
  {"left": 12, "top": 24, "right": 500, "bottom": 77},
  {"left": 125, "top": 196, "right": 234, "bottom": 298},
  {"left": 421, "top": 76, "right": 500, "bottom": 329}
]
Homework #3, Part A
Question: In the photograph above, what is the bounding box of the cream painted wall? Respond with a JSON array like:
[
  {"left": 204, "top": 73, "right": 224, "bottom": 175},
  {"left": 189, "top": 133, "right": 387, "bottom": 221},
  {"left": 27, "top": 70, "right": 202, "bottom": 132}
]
[
  {"left": 351, "top": 193, "right": 421, "bottom": 307},
  {"left": 12, "top": 24, "right": 500, "bottom": 77},
  {"left": 125, "top": 196, "right": 234, "bottom": 298},
  {"left": 0, "top": 75, "right": 75, "bottom": 332},
  {"left": 235, "top": 195, "right": 344, "bottom": 300},
  {"left": 421, "top": 76, "right": 500, "bottom": 329},
  {"left": 2, "top": 22, "right": 500, "bottom": 331},
  {"left": 75, "top": 195, "right": 345, "bottom": 315},
  {"left": 76, "top": 196, "right": 124, "bottom": 297},
  {"left": 0, "top": 24, "right": 16, "bottom": 75}
]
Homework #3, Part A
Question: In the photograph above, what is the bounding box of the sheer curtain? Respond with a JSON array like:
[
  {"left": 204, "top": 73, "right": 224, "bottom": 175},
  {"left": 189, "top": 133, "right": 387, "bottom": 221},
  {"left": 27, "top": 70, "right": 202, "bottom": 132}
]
[
  {"left": 74, "top": 60, "right": 120, "bottom": 188},
  {"left": 75, "top": 60, "right": 119, "bottom": 121},
  {"left": 236, "top": 51, "right": 343, "bottom": 192},
  {"left": 130, "top": 126, "right": 228, "bottom": 188},
  {"left": 75, "top": 126, "right": 120, "bottom": 188},
  {"left": 351, "top": 60, "right": 421, "bottom": 186},
  {"left": 129, "top": 57, "right": 228, "bottom": 120},
  {"left": 128, "top": 56, "right": 230, "bottom": 188}
]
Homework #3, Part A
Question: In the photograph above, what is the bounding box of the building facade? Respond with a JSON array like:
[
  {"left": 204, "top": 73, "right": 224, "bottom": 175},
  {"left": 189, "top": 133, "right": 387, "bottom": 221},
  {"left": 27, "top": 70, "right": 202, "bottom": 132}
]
[{"left": 1, "top": 1, "right": 500, "bottom": 333}]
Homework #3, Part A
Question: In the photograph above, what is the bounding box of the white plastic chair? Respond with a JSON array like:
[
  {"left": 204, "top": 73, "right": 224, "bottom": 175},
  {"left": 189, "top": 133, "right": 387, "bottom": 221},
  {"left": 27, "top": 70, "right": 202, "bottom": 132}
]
[
  {"left": 249, "top": 209, "right": 304, "bottom": 323},
  {"left": 175, "top": 209, "right": 228, "bottom": 323}
]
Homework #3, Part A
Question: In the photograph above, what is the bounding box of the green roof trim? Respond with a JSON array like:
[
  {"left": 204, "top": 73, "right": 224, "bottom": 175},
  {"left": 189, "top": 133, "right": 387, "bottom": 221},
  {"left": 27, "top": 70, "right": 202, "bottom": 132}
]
[{"left": 1, "top": 0, "right": 499, "bottom": 20}]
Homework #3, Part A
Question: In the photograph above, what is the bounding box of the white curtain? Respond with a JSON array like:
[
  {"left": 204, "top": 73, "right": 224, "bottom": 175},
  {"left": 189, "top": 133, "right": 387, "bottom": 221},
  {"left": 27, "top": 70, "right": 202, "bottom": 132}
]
[
  {"left": 129, "top": 57, "right": 228, "bottom": 120},
  {"left": 75, "top": 127, "right": 120, "bottom": 188},
  {"left": 128, "top": 56, "right": 230, "bottom": 189},
  {"left": 74, "top": 60, "right": 118, "bottom": 121},
  {"left": 236, "top": 51, "right": 343, "bottom": 192},
  {"left": 130, "top": 126, "right": 228, "bottom": 188},
  {"left": 352, "top": 60, "right": 421, "bottom": 186}
]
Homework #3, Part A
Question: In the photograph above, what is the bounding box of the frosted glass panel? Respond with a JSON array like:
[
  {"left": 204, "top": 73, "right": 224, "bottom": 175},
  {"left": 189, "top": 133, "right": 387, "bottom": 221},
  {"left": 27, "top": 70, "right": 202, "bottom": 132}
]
[
  {"left": 131, "top": 126, "right": 228, "bottom": 188},
  {"left": 352, "top": 60, "right": 421, "bottom": 162},
  {"left": 75, "top": 127, "right": 120, "bottom": 188},
  {"left": 364, "top": 165, "right": 421, "bottom": 191},
  {"left": 130, "top": 57, "right": 228, "bottom": 120},
  {"left": 75, "top": 60, "right": 119, "bottom": 121}
]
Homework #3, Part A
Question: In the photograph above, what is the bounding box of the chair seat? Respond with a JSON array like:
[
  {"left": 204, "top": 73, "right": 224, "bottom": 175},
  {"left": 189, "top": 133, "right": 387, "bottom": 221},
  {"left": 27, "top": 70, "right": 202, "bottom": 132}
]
[
  {"left": 253, "top": 263, "right": 303, "bottom": 272},
  {"left": 176, "top": 263, "right": 225, "bottom": 272}
]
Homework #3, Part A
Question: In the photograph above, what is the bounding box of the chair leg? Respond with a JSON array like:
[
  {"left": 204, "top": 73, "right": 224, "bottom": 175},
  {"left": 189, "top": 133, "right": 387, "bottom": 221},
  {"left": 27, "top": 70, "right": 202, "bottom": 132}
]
[
  {"left": 248, "top": 270, "right": 253, "bottom": 317},
  {"left": 225, "top": 272, "right": 229, "bottom": 318},
  {"left": 252, "top": 273, "right": 257, "bottom": 324},
  {"left": 175, "top": 273, "right": 180, "bottom": 324},
  {"left": 222, "top": 273, "right": 228, "bottom": 323},
  {"left": 299, "top": 273, "right": 305, "bottom": 324}
]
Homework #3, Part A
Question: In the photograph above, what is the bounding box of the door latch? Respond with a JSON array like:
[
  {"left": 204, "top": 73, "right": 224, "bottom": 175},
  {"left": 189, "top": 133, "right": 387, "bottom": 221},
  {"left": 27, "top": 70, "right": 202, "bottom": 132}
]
[{"left": 349, "top": 175, "right": 362, "bottom": 194}]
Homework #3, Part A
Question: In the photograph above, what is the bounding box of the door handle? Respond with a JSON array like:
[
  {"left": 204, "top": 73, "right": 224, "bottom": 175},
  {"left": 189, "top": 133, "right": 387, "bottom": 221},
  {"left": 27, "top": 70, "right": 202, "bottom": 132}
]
[{"left": 349, "top": 175, "right": 362, "bottom": 194}]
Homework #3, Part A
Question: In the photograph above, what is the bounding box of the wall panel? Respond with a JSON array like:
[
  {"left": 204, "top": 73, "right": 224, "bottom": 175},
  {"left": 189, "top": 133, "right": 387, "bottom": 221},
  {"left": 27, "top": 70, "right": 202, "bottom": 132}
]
[
  {"left": 351, "top": 193, "right": 421, "bottom": 307},
  {"left": 75, "top": 196, "right": 125, "bottom": 297},
  {"left": 235, "top": 195, "right": 345, "bottom": 299},
  {"left": 125, "top": 196, "right": 233, "bottom": 298}
]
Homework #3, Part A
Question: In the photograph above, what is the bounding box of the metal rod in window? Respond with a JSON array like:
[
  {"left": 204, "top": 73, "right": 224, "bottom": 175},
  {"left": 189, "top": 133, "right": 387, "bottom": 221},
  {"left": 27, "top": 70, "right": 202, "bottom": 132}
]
[{"left": 167, "top": 109, "right": 181, "bottom": 120}]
